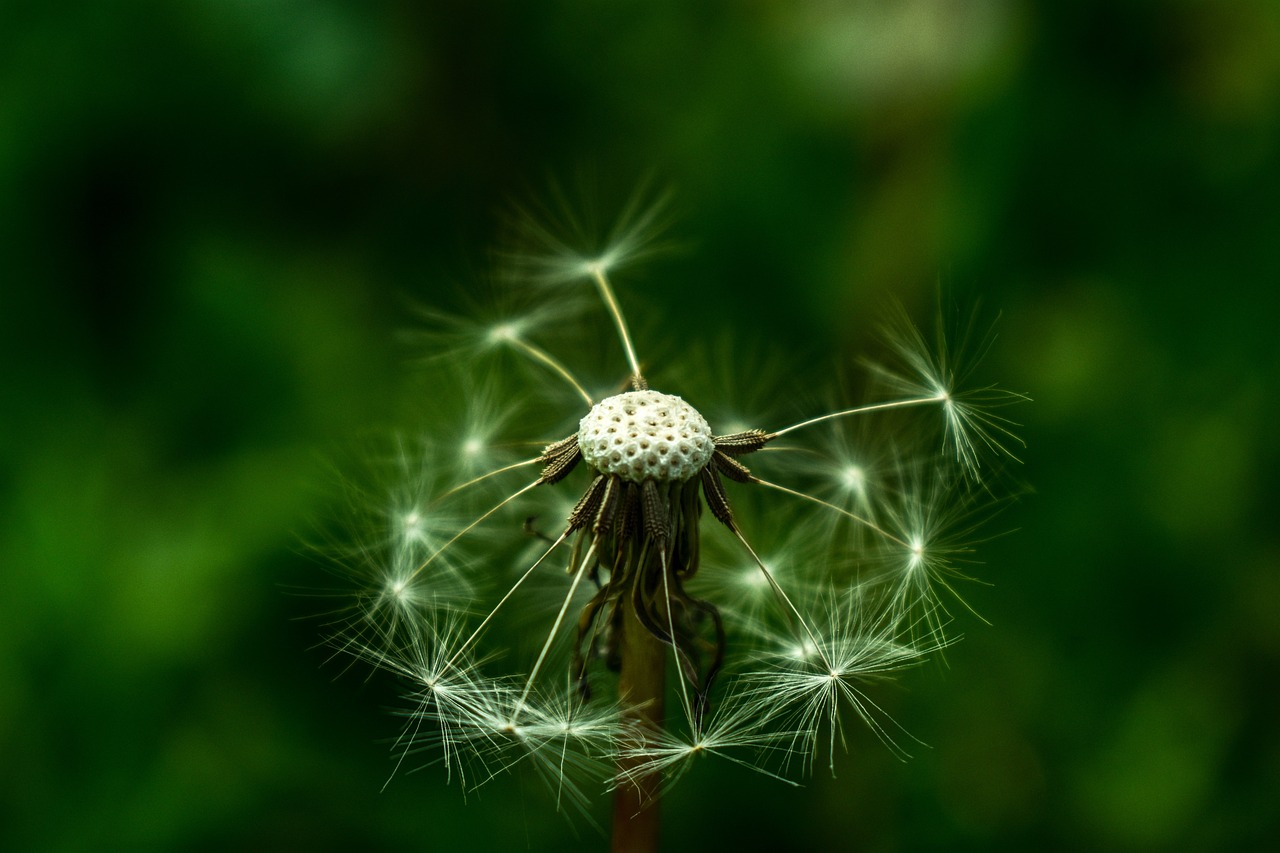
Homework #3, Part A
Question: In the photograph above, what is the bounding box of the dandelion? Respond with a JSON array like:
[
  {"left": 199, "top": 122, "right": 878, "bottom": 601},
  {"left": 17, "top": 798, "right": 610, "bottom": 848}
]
[{"left": 312, "top": 188, "right": 1025, "bottom": 851}]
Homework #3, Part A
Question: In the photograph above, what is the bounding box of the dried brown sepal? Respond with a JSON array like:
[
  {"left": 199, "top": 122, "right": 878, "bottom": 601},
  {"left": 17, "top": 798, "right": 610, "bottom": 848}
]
[
  {"left": 673, "top": 483, "right": 702, "bottom": 577},
  {"left": 641, "top": 479, "right": 668, "bottom": 542},
  {"left": 538, "top": 434, "right": 581, "bottom": 484},
  {"left": 592, "top": 475, "right": 622, "bottom": 535},
  {"left": 699, "top": 465, "right": 736, "bottom": 530},
  {"left": 713, "top": 449, "right": 756, "bottom": 484},
  {"left": 568, "top": 474, "right": 607, "bottom": 529},
  {"left": 615, "top": 481, "right": 640, "bottom": 547},
  {"left": 713, "top": 429, "right": 771, "bottom": 457}
]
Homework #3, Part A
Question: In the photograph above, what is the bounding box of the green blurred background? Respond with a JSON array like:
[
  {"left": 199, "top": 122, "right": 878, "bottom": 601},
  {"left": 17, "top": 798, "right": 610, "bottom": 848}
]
[{"left": 3, "top": 1, "right": 1278, "bottom": 850}]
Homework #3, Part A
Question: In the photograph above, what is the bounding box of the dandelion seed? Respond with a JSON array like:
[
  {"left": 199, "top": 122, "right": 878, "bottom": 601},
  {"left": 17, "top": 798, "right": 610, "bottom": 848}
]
[
  {"left": 311, "top": 189, "right": 1024, "bottom": 847},
  {"left": 866, "top": 303, "right": 1029, "bottom": 481},
  {"left": 740, "top": 590, "right": 951, "bottom": 772},
  {"left": 872, "top": 473, "right": 995, "bottom": 647}
]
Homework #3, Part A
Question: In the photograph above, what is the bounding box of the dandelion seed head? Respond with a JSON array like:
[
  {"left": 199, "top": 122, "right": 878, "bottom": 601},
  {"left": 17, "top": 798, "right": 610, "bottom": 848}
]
[
  {"left": 577, "top": 390, "right": 714, "bottom": 483},
  {"left": 314, "top": 190, "right": 1023, "bottom": 812}
]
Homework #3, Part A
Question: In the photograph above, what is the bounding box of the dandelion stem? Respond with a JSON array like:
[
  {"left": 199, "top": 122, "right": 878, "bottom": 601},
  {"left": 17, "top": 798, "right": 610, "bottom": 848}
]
[
  {"left": 589, "top": 263, "right": 644, "bottom": 389},
  {"left": 769, "top": 396, "right": 945, "bottom": 439},
  {"left": 506, "top": 335, "right": 595, "bottom": 406},
  {"left": 612, "top": 592, "right": 665, "bottom": 853}
]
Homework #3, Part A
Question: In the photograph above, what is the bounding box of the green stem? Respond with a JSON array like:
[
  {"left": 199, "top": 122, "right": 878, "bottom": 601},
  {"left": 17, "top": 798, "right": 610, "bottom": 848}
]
[{"left": 611, "top": 603, "right": 665, "bottom": 853}]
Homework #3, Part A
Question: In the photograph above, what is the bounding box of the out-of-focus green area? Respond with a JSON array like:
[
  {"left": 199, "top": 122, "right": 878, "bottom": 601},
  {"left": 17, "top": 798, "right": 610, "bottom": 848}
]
[{"left": 3, "top": 1, "right": 1277, "bottom": 850}]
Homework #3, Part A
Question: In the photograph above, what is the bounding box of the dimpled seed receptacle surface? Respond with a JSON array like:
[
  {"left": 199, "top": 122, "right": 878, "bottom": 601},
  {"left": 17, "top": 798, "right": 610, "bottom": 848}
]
[{"left": 578, "top": 390, "right": 715, "bottom": 483}]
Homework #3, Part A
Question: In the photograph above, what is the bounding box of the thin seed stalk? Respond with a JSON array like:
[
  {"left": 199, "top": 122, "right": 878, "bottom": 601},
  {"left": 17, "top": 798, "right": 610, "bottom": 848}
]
[{"left": 612, "top": 602, "right": 666, "bottom": 853}]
